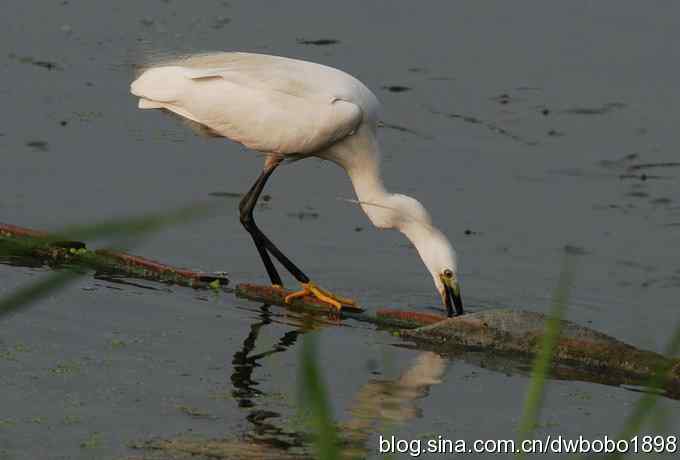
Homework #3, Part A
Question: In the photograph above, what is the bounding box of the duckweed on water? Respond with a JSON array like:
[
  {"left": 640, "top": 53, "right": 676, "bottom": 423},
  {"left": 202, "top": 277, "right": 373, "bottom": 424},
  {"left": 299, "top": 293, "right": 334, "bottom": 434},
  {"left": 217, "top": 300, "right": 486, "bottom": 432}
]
[
  {"left": 80, "top": 432, "right": 102, "bottom": 449},
  {"left": 49, "top": 360, "right": 81, "bottom": 375},
  {"left": 109, "top": 339, "right": 127, "bottom": 349},
  {"left": 177, "top": 405, "right": 212, "bottom": 418},
  {"left": 62, "top": 415, "right": 81, "bottom": 425}
]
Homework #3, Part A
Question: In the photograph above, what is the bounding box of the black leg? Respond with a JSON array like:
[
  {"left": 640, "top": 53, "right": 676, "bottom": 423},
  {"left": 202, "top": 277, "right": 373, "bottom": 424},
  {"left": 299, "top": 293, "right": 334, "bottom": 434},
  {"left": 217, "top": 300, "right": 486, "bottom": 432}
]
[
  {"left": 239, "top": 160, "right": 310, "bottom": 285},
  {"left": 239, "top": 165, "right": 283, "bottom": 286}
]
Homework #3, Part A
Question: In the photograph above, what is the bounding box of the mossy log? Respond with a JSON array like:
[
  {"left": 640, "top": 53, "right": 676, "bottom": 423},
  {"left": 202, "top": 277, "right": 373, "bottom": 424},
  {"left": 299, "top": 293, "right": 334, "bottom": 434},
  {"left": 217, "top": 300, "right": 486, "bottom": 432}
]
[
  {"left": 402, "top": 310, "right": 680, "bottom": 396},
  {"left": 235, "top": 283, "right": 680, "bottom": 398},
  {"left": 0, "top": 222, "right": 228, "bottom": 289},
  {"left": 3, "top": 222, "right": 679, "bottom": 398}
]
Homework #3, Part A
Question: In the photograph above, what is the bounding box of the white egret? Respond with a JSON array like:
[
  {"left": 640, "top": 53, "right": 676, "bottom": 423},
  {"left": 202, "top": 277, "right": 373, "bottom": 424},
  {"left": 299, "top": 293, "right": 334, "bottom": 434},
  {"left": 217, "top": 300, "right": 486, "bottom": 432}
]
[{"left": 130, "top": 52, "right": 463, "bottom": 316}]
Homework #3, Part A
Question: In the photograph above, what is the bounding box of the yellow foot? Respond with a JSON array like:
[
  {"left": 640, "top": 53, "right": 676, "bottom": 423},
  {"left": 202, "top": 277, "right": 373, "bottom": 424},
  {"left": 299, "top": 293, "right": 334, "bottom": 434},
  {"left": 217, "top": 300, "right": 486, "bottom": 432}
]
[{"left": 283, "top": 282, "right": 356, "bottom": 310}]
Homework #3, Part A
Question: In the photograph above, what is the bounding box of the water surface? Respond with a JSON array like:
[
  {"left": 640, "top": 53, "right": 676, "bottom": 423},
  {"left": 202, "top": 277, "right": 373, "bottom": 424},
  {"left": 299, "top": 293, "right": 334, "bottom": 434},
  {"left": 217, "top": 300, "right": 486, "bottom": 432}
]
[{"left": 1, "top": 1, "right": 679, "bottom": 458}]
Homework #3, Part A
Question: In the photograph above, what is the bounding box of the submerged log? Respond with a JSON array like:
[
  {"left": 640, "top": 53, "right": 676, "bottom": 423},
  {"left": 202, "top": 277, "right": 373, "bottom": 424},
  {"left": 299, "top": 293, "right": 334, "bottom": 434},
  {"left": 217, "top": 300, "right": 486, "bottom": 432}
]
[
  {"left": 402, "top": 310, "right": 680, "bottom": 396},
  {"left": 0, "top": 222, "right": 228, "bottom": 289},
  {"left": 3, "top": 223, "right": 678, "bottom": 398},
  {"left": 235, "top": 283, "right": 680, "bottom": 398}
]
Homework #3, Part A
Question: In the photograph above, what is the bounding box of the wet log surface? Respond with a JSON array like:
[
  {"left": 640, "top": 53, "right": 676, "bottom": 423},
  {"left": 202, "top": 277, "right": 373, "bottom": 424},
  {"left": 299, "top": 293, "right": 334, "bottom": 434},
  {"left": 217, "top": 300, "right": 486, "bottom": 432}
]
[
  {"left": 236, "top": 283, "right": 680, "bottom": 398},
  {"left": 0, "top": 222, "right": 229, "bottom": 289},
  {"left": 403, "top": 310, "right": 680, "bottom": 395},
  {"left": 3, "top": 222, "right": 679, "bottom": 398}
]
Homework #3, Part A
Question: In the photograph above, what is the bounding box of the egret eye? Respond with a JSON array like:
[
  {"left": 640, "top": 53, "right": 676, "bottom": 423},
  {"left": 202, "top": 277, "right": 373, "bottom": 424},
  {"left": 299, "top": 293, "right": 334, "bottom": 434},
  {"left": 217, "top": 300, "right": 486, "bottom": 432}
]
[{"left": 443, "top": 269, "right": 453, "bottom": 279}]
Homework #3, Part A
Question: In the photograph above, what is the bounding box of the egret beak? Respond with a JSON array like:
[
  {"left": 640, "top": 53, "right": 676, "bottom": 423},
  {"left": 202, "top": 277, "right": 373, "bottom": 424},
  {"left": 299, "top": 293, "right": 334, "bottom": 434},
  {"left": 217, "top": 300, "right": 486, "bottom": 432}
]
[{"left": 442, "top": 277, "right": 464, "bottom": 317}]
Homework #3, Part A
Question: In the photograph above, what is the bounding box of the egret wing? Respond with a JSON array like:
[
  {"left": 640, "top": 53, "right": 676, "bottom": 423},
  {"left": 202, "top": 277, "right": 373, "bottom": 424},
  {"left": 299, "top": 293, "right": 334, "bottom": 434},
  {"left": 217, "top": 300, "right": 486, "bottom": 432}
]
[{"left": 134, "top": 62, "right": 363, "bottom": 154}]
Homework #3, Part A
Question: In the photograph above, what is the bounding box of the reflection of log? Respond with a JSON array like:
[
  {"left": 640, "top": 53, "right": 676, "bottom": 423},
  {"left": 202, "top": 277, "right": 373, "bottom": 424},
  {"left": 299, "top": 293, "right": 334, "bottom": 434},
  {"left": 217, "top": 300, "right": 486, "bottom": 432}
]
[
  {"left": 236, "top": 283, "right": 680, "bottom": 399},
  {"left": 0, "top": 222, "right": 228, "bottom": 289}
]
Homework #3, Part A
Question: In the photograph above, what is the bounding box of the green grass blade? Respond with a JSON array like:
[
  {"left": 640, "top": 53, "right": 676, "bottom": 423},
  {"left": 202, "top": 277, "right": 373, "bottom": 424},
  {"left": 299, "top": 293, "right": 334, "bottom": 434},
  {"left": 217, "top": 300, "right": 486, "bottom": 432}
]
[
  {"left": 0, "top": 270, "right": 81, "bottom": 318},
  {"left": 299, "top": 332, "right": 340, "bottom": 460},
  {"left": 516, "top": 254, "right": 575, "bottom": 459},
  {"left": 46, "top": 201, "right": 220, "bottom": 243},
  {"left": 604, "top": 323, "right": 680, "bottom": 459},
  {"left": 0, "top": 201, "right": 224, "bottom": 319}
]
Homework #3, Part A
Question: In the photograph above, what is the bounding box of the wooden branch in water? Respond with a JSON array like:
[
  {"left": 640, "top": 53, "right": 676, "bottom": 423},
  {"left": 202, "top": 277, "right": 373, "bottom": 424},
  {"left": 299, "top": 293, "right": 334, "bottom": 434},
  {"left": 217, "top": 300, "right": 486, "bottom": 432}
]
[
  {"left": 3, "top": 222, "right": 679, "bottom": 398},
  {"left": 0, "top": 222, "right": 228, "bottom": 289},
  {"left": 235, "top": 283, "right": 680, "bottom": 398},
  {"left": 234, "top": 283, "right": 445, "bottom": 329}
]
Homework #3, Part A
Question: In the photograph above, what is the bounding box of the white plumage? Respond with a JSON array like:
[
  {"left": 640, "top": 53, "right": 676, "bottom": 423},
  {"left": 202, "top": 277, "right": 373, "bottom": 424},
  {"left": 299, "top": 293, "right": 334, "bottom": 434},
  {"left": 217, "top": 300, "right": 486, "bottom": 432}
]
[
  {"left": 131, "top": 52, "right": 463, "bottom": 316},
  {"left": 131, "top": 52, "right": 376, "bottom": 154}
]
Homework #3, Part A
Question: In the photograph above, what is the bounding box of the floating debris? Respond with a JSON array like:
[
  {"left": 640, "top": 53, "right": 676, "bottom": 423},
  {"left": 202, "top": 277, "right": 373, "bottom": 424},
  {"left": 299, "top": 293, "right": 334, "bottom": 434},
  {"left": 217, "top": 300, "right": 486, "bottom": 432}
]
[
  {"left": 296, "top": 38, "right": 339, "bottom": 46},
  {"left": 208, "top": 191, "right": 242, "bottom": 198},
  {"left": 562, "top": 102, "right": 626, "bottom": 115},
  {"left": 378, "top": 121, "right": 430, "bottom": 139},
  {"left": 430, "top": 109, "right": 537, "bottom": 146},
  {"left": 25, "top": 140, "right": 49, "bottom": 152},
  {"left": 177, "top": 405, "right": 213, "bottom": 419},
  {"left": 492, "top": 93, "right": 514, "bottom": 105},
  {"left": 9, "top": 53, "right": 63, "bottom": 71},
  {"left": 618, "top": 173, "right": 667, "bottom": 181},
  {"left": 627, "top": 162, "right": 680, "bottom": 171},
  {"left": 563, "top": 244, "right": 590, "bottom": 255},
  {"left": 382, "top": 85, "right": 411, "bottom": 93},
  {"left": 626, "top": 191, "right": 649, "bottom": 198},
  {"left": 212, "top": 16, "right": 231, "bottom": 29},
  {"left": 599, "top": 153, "right": 640, "bottom": 169},
  {"left": 287, "top": 211, "right": 319, "bottom": 220}
]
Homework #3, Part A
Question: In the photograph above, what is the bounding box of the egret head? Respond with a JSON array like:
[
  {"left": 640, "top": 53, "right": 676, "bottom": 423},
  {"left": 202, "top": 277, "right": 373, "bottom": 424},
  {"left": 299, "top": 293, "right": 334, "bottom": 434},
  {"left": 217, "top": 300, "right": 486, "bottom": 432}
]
[
  {"left": 415, "top": 228, "right": 464, "bottom": 317},
  {"left": 384, "top": 194, "right": 464, "bottom": 317}
]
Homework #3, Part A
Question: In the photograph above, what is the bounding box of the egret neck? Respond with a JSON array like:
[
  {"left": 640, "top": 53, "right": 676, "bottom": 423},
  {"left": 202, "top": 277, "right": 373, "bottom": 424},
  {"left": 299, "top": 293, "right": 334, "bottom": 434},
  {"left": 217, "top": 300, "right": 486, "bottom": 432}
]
[{"left": 324, "top": 127, "right": 464, "bottom": 316}]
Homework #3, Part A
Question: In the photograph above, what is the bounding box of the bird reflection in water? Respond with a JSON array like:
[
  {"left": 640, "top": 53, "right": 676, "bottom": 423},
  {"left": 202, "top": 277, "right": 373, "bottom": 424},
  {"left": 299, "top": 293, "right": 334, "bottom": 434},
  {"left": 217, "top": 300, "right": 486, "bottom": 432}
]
[
  {"left": 228, "top": 304, "right": 448, "bottom": 457},
  {"left": 136, "top": 307, "right": 448, "bottom": 458},
  {"left": 229, "top": 303, "right": 308, "bottom": 452}
]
